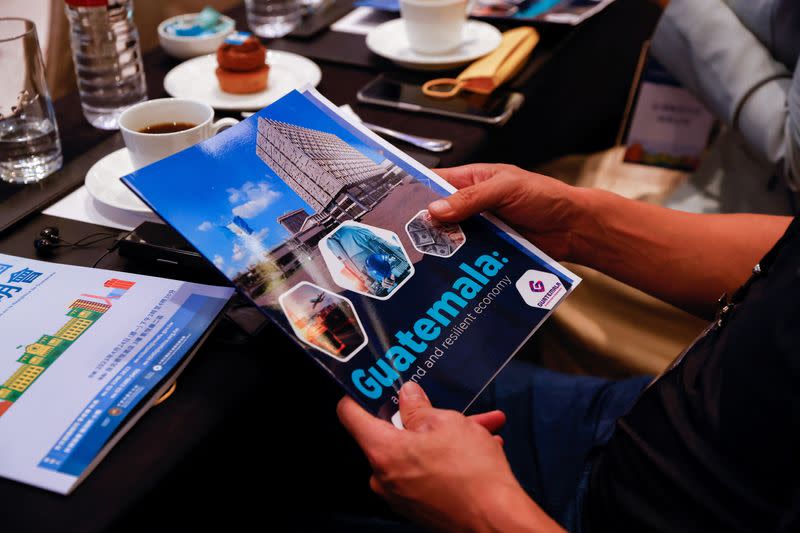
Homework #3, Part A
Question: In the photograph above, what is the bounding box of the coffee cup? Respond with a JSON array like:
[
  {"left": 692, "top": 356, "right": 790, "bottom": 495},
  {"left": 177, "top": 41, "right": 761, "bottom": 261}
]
[
  {"left": 119, "top": 98, "right": 238, "bottom": 169},
  {"left": 400, "top": 0, "right": 470, "bottom": 55}
]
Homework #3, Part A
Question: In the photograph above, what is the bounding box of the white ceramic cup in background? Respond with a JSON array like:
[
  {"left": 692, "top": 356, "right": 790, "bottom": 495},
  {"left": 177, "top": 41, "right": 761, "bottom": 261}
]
[
  {"left": 399, "top": 0, "right": 469, "bottom": 55},
  {"left": 119, "top": 98, "right": 238, "bottom": 169}
]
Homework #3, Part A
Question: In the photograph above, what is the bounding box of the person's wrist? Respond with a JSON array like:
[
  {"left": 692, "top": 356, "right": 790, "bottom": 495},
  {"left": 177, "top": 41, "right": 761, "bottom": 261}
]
[
  {"left": 471, "top": 480, "right": 549, "bottom": 533},
  {"left": 562, "top": 185, "right": 604, "bottom": 266}
]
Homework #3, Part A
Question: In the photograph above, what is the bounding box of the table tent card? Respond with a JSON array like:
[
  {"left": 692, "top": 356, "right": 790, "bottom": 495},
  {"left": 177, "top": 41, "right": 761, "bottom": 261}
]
[
  {"left": 621, "top": 50, "right": 716, "bottom": 171},
  {"left": 123, "top": 88, "right": 580, "bottom": 424}
]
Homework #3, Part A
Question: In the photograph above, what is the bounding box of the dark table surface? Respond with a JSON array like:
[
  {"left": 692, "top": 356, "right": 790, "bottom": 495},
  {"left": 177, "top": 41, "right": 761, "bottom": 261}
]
[{"left": 0, "top": 1, "right": 660, "bottom": 530}]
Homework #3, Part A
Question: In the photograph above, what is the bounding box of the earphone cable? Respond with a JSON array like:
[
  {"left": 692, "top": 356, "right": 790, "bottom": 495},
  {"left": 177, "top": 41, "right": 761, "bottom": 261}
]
[{"left": 92, "top": 230, "right": 133, "bottom": 268}]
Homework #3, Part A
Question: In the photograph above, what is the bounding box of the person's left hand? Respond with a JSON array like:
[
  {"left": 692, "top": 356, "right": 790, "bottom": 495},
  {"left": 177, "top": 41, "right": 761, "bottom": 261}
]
[{"left": 337, "top": 382, "right": 560, "bottom": 532}]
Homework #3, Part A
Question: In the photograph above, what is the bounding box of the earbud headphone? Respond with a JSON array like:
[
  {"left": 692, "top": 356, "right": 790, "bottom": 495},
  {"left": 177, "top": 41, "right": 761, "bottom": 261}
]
[
  {"left": 33, "top": 226, "right": 64, "bottom": 253},
  {"left": 33, "top": 226, "right": 124, "bottom": 256}
]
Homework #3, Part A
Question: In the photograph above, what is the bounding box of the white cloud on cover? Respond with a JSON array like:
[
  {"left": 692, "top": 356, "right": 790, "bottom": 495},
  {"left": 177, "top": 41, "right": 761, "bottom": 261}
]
[
  {"left": 198, "top": 221, "right": 213, "bottom": 232},
  {"left": 232, "top": 243, "right": 245, "bottom": 262},
  {"left": 226, "top": 181, "right": 280, "bottom": 219},
  {"left": 213, "top": 255, "right": 224, "bottom": 268},
  {"left": 227, "top": 189, "right": 242, "bottom": 203}
]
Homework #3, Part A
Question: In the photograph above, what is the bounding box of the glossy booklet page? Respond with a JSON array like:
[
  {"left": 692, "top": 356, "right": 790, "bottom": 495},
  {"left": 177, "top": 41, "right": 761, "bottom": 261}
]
[
  {"left": 123, "top": 88, "right": 580, "bottom": 424},
  {"left": 0, "top": 255, "right": 233, "bottom": 493}
]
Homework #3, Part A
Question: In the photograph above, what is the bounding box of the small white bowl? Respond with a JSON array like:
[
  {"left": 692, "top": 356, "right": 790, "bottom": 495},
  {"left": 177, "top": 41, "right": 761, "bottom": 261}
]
[{"left": 158, "top": 13, "right": 235, "bottom": 60}]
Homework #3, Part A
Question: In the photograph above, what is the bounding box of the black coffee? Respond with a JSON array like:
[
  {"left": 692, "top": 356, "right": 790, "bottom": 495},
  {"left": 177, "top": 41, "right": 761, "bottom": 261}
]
[{"left": 139, "top": 122, "right": 197, "bottom": 134}]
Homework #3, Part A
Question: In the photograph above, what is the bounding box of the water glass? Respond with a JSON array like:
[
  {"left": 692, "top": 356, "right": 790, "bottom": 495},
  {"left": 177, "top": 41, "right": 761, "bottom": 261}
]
[
  {"left": 301, "top": 0, "right": 325, "bottom": 12},
  {"left": 245, "top": 0, "right": 302, "bottom": 39},
  {"left": 0, "top": 18, "right": 62, "bottom": 184}
]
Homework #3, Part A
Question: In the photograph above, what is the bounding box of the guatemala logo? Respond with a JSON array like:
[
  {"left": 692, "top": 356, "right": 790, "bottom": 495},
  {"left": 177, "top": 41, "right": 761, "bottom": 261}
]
[
  {"left": 516, "top": 270, "right": 566, "bottom": 310},
  {"left": 529, "top": 280, "right": 545, "bottom": 292}
]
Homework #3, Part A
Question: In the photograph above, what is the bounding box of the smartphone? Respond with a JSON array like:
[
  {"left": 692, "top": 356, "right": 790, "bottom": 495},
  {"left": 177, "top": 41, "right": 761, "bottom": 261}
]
[
  {"left": 357, "top": 74, "right": 524, "bottom": 126},
  {"left": 119, "top": 221, "right": 209, "bottom": 271}
]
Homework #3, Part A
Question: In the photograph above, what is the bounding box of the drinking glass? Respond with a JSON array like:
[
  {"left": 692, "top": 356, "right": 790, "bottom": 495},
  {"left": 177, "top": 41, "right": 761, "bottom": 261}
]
[
  {"left": 301, "top": 0, "right": 324, "bottom": 13},
  {"left": 0, "top": 18, "right": 62, "bottom": 184},
  {"left": 245, "top": 0, "right": 302, "bottom": 39}
]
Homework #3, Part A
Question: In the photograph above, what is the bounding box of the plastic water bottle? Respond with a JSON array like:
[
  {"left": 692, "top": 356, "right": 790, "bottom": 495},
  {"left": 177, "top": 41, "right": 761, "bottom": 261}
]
[{"left": 64, "top": 0, "right": 147, "bottom": 130}]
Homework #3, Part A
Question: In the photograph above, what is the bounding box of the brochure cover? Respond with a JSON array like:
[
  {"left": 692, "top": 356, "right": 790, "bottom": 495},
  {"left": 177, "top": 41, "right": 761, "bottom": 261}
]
[
  {"left": 353, "top": 0, "right": 615, "bottom": 24},
  {"left": 0, "top": 254, "right": 233, "bottom": 493},
  {"left": 123, "top": 88, "right": 580, "bottom": 425}
]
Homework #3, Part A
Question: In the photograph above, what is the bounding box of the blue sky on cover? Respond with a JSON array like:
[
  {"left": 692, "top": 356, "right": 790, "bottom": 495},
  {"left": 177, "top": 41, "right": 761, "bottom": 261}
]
[{"left": 124, "top": 91, "right": 396, "bottom": 278}]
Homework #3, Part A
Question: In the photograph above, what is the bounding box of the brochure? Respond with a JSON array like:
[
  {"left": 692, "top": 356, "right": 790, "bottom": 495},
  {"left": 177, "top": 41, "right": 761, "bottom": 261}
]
[
  {"left": 0, "top": 255, "right": 233, "bottom": 493},
  {"left": 353, "top": 0, "right": 615, "bottom": 24},
  {"left": 123, "top": 88, "right": 579, "bottom": 425}
]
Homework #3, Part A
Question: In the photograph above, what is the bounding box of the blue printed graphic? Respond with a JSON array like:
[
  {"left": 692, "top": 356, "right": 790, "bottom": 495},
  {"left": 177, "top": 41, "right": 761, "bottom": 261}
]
[
  {"left": 0, "top": 284, "right": 22, "bottom": 300},
  {"left": 39, "top": 293, "right": 226, "bottom": 476},
  {"left": 8, "top": 268, "right": 43, "bottom": 284}
]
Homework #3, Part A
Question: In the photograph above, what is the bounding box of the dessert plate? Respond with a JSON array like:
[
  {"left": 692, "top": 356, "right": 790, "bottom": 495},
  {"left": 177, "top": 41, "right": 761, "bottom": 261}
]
[
  {"left": 164, "top": 50, "right": 322, "bottom": 110},
  {"left": 85, "top": 147, "right": 153, "bottom": 214},
  {"left": 366, "top": 19, "right": 502, "bottom": 70}
]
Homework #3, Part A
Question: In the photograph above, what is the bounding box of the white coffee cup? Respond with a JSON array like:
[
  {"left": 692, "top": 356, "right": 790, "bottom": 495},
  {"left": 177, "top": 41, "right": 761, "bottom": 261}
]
[
  {"left": 119, "top": 98, "right": 238, "bottom": 169},
  {"left": 400, "top": 0, "right": 469, "bottom": 55}
]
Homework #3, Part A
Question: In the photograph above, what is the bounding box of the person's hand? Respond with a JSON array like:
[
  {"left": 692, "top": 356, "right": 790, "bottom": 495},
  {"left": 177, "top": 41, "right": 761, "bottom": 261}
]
[
  {"left": 430, "top": 164, "right": 586, "bottom": 261},
  {"left": 337, "top": 382, "right": 565, "bottom": 532}
]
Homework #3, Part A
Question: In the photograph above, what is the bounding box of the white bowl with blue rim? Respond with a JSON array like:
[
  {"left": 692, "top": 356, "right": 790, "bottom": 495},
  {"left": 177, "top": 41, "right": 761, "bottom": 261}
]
[{"left": 158, "top": 10, "right": 236, "bottom": 60}]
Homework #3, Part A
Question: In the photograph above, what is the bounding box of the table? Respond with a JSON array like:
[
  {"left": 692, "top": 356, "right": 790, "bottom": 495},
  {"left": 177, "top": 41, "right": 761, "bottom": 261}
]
[{"left": 0, "top": 1, "right": 660, "bottom": 529}]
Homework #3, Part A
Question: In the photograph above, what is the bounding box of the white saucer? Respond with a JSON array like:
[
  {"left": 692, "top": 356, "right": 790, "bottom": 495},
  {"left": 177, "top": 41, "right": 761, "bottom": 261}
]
[
  {"left": 366, "top": 19, "right": 502, "bottom": 70},
  {"left": 164, "top": 50, "right": 322, "bottom": 110},
  {"left": 85, "top": 148, "right": 152, "bottom": 214}
]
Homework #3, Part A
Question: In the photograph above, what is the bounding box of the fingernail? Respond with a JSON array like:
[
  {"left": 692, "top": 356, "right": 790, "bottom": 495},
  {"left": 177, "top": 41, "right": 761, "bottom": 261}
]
[
  {"left": 428, "top": 199, "right": 454, "bottom": 217},
  {"left": 400, "top": 381, "right": 425, "bottom": 401}
]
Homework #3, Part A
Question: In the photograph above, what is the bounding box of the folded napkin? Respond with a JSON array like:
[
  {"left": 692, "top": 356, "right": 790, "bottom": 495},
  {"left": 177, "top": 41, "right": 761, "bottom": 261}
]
[{"left": 422, "top": 27, "right": 539, "bottom": 98}]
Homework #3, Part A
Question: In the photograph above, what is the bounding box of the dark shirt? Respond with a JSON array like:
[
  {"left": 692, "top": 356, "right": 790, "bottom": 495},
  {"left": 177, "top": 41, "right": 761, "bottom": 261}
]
[{"left": 587, "top": 217, "right": 800, "bottom": 532}]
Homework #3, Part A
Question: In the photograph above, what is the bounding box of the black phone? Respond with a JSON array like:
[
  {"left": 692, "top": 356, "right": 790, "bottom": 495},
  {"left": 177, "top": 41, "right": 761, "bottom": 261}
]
[
  {"left": 357, "top": 74, "right": 524, "bottom": 126},
  {"left": 118, "top": 221, "right": 209, "bottom": 271}
]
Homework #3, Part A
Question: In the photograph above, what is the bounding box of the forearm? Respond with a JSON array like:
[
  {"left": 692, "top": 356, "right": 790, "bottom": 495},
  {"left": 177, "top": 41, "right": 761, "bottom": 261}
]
[
  {"left": 475, "top": 482, "right": 565, "bottom": 533},
  {"left": 570, "top": 188, "right": 791, "bottom": 318}
]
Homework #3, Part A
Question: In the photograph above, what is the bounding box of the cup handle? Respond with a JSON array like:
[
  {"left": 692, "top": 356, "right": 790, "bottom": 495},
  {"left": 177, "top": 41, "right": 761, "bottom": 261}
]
[{"left": 211, "top": 117, "right": 239, "bottom": 134}]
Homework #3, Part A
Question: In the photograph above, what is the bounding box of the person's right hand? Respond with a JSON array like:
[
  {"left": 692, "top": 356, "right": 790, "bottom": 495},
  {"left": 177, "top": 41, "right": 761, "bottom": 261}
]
[
  {"left": 338, "top": 382, "right": 563, "bottom": 533},
  {"left": 430, "top": 164, "right": 585, "bottom": 261}
]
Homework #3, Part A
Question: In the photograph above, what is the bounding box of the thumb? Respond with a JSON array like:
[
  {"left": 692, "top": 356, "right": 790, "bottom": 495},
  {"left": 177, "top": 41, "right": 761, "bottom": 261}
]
[
  {"left": 428, "top": 178, "right": 514, "bottom": 223},
  {"left": 398, "top": 381, "right": 434, "bottom": 431}
]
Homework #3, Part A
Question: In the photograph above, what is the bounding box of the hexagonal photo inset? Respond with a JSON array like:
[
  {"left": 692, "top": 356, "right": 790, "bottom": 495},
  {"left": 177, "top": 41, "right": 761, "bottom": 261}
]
[
  {"left": 319, "top": 221, "right": 414, "bottom": 300},
  {"left": 278, "top": 282, "right": 368, "bottom": 362},
  {"left": 405, "top": 209, "right": 466, "bottom": 258}
]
